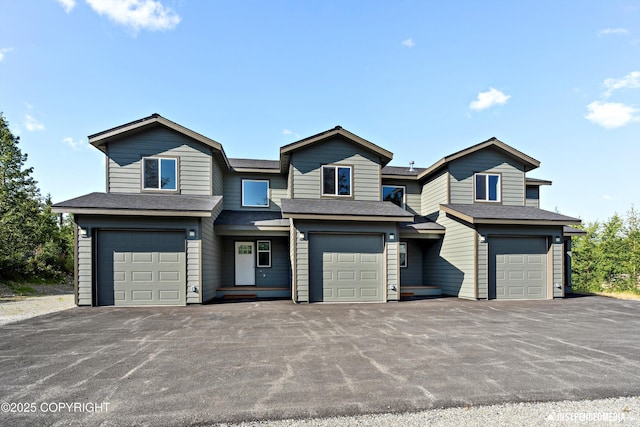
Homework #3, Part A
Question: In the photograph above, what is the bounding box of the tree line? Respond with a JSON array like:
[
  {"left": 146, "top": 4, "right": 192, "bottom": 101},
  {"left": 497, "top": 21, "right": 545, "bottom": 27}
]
[
  {"left": 0, "top": 114, "right": 73, "bottom": 281},
  {"left": 572, "top": 207, "right": 640, "bottom": 294}
]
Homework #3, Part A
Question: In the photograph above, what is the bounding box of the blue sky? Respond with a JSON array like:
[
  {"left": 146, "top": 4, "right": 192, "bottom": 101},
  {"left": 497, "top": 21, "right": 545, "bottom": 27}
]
[{"left": 0, "top": 0, "right": 638, "bottom": 223}]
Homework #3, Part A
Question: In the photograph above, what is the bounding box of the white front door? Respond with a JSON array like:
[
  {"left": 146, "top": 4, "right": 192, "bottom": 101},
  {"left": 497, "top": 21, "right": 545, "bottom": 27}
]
[{"left": 235, "top": 241, "right": 255, "bottom": 286}]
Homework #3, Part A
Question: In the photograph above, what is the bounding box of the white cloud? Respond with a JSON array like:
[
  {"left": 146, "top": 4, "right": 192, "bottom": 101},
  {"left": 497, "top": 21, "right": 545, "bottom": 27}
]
[
  {"left": 85, "top": 0, "right": 181, "bottom": 32},
  {"left": 584, "top": 101, "right": 639, "bottom": 128},
  {"left": 282, "top": 128, "right": 299, "bottom": 138},
  {"left": 0, "top": 47, "right": 13, "bottom": 62},
  {"left": 63, "top": 137, "right": 85, "bottom": 149},
  {"left": 602, "top": 194, "right": 614, "bottom": 200},
  {"left": 469, "top": 88, "right": 511, "bottom": 111},
  {"left": 603, "top": 71, "right": 640, "bottom": 97},
  {"left": 24, "top": 114, "right": 45, "bottom": 132},
  {"left": 597, "top": 28, "right": 629, "bottom": 37},
  {"left": 401, "top": 38, "right": 415, "bottom": 47},
  {"left": 56, "top": 0, "right": 76, "bottom": 13}
]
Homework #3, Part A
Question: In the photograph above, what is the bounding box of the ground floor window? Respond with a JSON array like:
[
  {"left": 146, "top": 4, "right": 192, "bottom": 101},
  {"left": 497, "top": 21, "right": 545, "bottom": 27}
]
[
  {"left": 257, "top": 240, "right": 271, "bottom": 267},
  {"left": 399, "top": 242, "right": 407, "bottom": 268}
]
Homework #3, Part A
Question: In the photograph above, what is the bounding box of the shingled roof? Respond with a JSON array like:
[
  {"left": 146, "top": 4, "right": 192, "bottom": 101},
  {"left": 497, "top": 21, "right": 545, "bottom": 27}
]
[
  {"left": 441, "top": 204, "right": 581, "bottom": 225},
  {"left": 52, "top": 193, "right": 222, "bottom": 217},
  {"left": 281, "top": 198, "right": 413, "bottom": 222}
]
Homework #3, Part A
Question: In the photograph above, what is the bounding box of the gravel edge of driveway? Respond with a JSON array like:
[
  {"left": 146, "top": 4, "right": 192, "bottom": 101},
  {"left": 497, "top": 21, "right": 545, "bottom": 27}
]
[
  {"left": 221, "top": 396, "right": 639, "bottom": 427},
  {"left": 0, "top": 294, "right": 75, "bottom": 325}
]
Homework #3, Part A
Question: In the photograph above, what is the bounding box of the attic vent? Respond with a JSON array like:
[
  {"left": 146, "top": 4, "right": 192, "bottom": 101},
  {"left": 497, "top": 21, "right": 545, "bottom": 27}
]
[{"left": 409, "top": 161, "right": 415, "bottom": 172}]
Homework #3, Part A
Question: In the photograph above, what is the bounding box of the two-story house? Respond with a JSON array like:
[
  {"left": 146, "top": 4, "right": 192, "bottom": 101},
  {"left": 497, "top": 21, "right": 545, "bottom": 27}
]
[{"left": 52, "top": 114, "right": 583, "bottom": 306}]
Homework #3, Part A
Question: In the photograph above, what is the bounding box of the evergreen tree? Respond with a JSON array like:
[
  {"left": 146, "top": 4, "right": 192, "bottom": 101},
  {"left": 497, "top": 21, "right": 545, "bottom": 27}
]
[{"left": 0, "top": 114, "right": 42, "bottom": 278}]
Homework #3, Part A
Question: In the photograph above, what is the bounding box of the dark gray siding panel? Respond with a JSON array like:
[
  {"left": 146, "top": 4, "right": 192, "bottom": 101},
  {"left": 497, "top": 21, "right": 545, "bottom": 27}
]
[
  {"left": 201, "top": 200, "right": 223, "bottom": 302},
  {"left": 291, "top": 137, "right": 382, "bottom": 201},
  {"left": 525, "top": 186, "right": 540, "bottom": 208},
  {"left": 212, "top": 157, "right": 224, "bottom": 196},
  {"left": 399, "top": 240, "right": 424, "bottom": 286},
  {"left": 107, "top": 127, "right": 212, "bottom": 195},
  {"left": 223, "top": 173, "right": 287, "bottom": 211},
  {"left": 382, "top": 179, "right": 421, "bottom": 215},
  {"left": 449, "top": 149, "right": 525, "bottom": 206},
  {"left": 220, "top": 237, "right": 290, "bottom": 287}
]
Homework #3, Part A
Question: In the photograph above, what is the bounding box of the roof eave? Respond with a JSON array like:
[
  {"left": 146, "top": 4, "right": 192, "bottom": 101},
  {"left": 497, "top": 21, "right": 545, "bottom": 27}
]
[
  {"left": 51, "top": 207, "right": 213, "bottom": 217},
  {"left": 418, "top": 138, "right": 541, "bottom": 180},
  {"left": 279, "top": 127, "right": 393, "bottom": 167},
  {"left": 281, "top": 213, "right": 414, "bottom": 222},
  {"left": 88, "top": 114, "right": 232, "bottom": 170}
]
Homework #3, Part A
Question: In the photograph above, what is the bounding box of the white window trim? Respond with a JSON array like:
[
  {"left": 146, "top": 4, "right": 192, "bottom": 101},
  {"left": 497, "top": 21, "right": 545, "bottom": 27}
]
[
  {"left": 321, "top": 165, "right": 353, "bottom": 197},
  {"left": 474, "top": 173, "right": 501, "bottom": 202},
  {"left": 399, "top": 242, "right": 408, "bottom": 268},
  {"left": 257, "top": 240, "right": 271, "bottom": 267},
  {"left": 242, "top": 179, "right": 270, "bottom": 207},
  {"left": 142, "top": 156, "right": 178, "bottom": 191},
  {"left": 382, "top": 185, "right": 406, "bottom": 209}
]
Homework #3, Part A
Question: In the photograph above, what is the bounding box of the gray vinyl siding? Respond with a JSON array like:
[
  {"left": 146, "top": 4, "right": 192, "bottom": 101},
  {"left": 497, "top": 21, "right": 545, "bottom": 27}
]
[
  {"left": 399, "top": 240, "right": 423, "bottom": 287},
  {"left": 448, "top": 149, "right": 525, "bottom": 206},
  {"left": 421, "top": 169, "right": 448, "bottom": 219},
  {"left": 77, "top": 230, "right": 92, "bottom": 306},
  {"left": 423, "top": 213, "right": 476, "bottom": 299},
  {"left": 475, "top": 225, "right": 565, "bottom": 299},
  {"left": 107, "top": 127, "right": 212, "bottom": 195},
  {"left": 186, "top": 240, "right": 200, "bottom": 303},
  {"left": 294, "top": 224, "right": 309, "bottom": 302},
  {"left": 201, "top": 200, "right": 223, "bottom": 302},
  {"left": 290, "top": 137, "right": 382, "bottom": 201},
  {"left": 223, "top": 173, "right": 287, "bottom": 211},
  {"left": 292, "top": 220, "right": 397, "bottom": 302},
  {"left": 387, "top": 241, "right": 399, "bottom": 301},
  {"left": 220, "top": 237, "right": 290, "bottom": 287},
  {"left": 553, "top": 241, "right": 563, "bottom": 297},
  {"left": 525, "top": 186, "right": 540, "bottom": 208},
  {"left": 382, "top": 179, "right": 421, "bottom": 215},
  {"left": 75, "top": 215, "right": 200, "bottom": 305},
  {"left": 212, "top": 158, "right": 224, "bottom": 196}
]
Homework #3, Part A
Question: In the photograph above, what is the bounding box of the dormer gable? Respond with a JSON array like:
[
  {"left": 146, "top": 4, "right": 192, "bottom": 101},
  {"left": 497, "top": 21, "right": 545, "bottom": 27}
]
[{"left": 279, "top": 126, "right": 393, "bottom": 173}]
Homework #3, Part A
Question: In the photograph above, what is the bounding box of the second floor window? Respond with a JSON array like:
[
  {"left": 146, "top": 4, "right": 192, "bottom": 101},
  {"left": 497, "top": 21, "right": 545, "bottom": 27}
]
[
  {"left": 242, "top": 179, "right": 269, "bottom": 207},
  {"left": 143, "top": 157, "right": 177, "bottom": 191},
  {"left": 382, "top": 185, "right": 405, "bottom": 209},
  {"left": 322, "top": 165, "right": 351, "bottom": 196},
  {"left": 475, "top": 173, "right": 500, "bottom": 202}
]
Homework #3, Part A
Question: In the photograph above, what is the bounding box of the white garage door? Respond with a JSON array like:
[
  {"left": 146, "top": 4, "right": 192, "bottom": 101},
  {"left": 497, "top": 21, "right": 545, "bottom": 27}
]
[
  {"left": 97, "top": 230, "right": 186, "bottom": 306},
  {"left": 309, "top": 234, "right": 384, "bottom": 303},
  {"left": 490, "top": 237, "right": 548, "bottom": 300}
]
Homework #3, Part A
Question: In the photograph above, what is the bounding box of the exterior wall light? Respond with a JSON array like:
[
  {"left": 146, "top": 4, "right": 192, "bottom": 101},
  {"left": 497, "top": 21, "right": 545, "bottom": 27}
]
[
  {"left": 79, "top": 227, "right": 88, "bottom": 238},
  {"left": 389, "top": 233, "right": 395, "bottom": 241},
  {"left": 298, "top": 231, "right": 305, "bottom": 241},
  {"left": 479, "top": 235, "right": 487, "bottom": 243},
  {"left": 188, "top": 229, "right": 196, "bottom": 238}
]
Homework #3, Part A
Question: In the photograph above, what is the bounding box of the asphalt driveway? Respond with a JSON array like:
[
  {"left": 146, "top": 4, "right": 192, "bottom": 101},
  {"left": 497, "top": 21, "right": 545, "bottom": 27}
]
[{"left": 1, "top": 296, "right": 639, "bottom": 426}]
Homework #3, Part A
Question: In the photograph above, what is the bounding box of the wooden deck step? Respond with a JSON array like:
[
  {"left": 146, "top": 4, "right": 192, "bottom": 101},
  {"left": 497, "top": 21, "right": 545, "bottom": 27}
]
[{"left": 223, "top": 294, "right": 257, "bottom": 300}]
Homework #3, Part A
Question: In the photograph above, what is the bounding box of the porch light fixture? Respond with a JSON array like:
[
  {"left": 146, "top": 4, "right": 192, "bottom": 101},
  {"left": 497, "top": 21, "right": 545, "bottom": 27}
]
[
  {"left": 188, "top": 229, "right": 196, "bottom": 238},
  {"left": 479, "top": 235, "right": 487, "bottom": 243},
  {"left": 298, "top": 231, "right": 305, "bottom": 241},
  {"left": 554, "top": 236, "right": 561, "bottom": 243},
  {"left": 79, "top": 227, "right": 88, "bottom": 238},
  {"left": 389, "top": 233, "right": 395, "bottom": 241}
]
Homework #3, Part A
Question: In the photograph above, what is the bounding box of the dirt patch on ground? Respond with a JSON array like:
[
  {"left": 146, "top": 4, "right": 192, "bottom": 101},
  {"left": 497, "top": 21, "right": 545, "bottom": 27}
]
[{"left": 0, "top": 279, "right": 74, "bottom": 302}]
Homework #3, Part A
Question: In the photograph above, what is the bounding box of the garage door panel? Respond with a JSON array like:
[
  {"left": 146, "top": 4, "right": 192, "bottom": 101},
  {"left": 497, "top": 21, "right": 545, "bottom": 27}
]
[
  {"left": 490, "top": 237, "right": 547, "bottom": 300},
  {"left": 310, "top": 234, "right": 384, "bottom": 303},
  {"left": 97, "top": 231, "right": 186, "bottom": 306}
]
